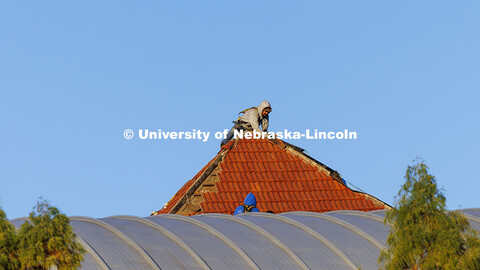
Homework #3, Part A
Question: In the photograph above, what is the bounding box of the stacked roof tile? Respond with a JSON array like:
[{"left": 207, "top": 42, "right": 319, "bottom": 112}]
[{"left": 155, "top": 138, "right": 389, "bottom": 216}]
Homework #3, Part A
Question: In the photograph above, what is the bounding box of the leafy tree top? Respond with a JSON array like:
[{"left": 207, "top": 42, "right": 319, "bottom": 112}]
[
  {"left": 0, "top": 208, "right": 20, "bottom": 270},
  {"left": 379, "top": 160, "right": 480, "bottom": 270},
  {"left": 18, "top": 199, "right": 85, "bottom": 270}
]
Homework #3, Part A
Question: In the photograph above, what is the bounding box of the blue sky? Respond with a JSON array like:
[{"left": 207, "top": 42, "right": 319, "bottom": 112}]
[{"left": 1, "top": 1, "right": 479, "bottom": 219}]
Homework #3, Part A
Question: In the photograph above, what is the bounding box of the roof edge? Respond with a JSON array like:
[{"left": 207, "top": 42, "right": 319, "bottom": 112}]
[
  {"left": 282, "top": 140, "right": 391, "bottom": 209},
  {"left": 168, "top": 148, "right": 229, "bottom": 214}
]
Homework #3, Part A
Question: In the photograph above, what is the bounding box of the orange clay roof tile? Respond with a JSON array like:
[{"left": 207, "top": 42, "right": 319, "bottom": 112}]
[{"left": 156, "top": 138, "right": 389, "bottom": 215}]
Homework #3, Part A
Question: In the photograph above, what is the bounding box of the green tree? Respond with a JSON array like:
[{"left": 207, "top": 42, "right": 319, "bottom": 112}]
[
  {"left": 0, "top": 207, "right": 20, "bottom": 270},
  {"left": 379, "top": 160, "right": 480, "bottom": 270},
  {"left": 17, "top": 199, "right": 84, "bottom": 270}
]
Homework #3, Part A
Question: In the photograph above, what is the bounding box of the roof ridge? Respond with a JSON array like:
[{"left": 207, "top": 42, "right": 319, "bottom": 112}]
[{"left": 281, "top": 144, "right": 391, "bottom": 208}]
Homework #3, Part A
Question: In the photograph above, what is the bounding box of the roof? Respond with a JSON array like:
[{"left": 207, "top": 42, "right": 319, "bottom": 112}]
[
  {"left": 10, "top": 209, "right": 480, "bottom": 270},
  {"left": 155, "top": 137, "right": 389, "bottom": 216}
]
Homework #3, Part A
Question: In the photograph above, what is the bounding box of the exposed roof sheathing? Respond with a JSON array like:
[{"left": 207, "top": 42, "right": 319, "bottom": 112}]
[{"left": 156, "top": 138, "right": 389, "bottom": 216}]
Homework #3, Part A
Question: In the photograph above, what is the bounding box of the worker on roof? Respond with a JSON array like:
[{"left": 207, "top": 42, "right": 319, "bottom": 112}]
[
  {"left": 234, "top": 193, "right": 260, "bottom": 215},
  {"left": 220, "top": 100, "right": 272, "bottom": 147}
]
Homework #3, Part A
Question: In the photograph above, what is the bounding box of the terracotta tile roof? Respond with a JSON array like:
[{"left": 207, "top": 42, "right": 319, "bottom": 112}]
[{"left": 155, "top": 138, "right": 389, "bottom": 216}]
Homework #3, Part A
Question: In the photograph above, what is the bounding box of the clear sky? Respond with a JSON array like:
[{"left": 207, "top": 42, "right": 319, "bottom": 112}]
[{"left": 1, "top": 1, "right": 479, "bottom": 219}]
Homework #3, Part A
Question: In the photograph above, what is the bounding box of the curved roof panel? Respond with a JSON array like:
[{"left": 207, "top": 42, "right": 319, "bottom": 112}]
[
  {"left": 9, "top": 209, "right": 480, "bottom": 269},
  {"left": 459, "top": 209, "right": 480, "bottom": 231},
  {"left": 460, "top": 209, "right": 480, "bottom": 219},
  {"left": 281, "top": 212, "right": 383, "bottom": 270},
  {"left": 325, "top": 211, "right": 390, "bottom": 243},
  {"left": 192, "top": 214, "right": 307, "bottom": 270},
  {"left": 101, "top": 216, "right": 208, "bottom": 269},
  {"left": 9, "top": 218, "right": 27, "bottom": 229},
  {"left": 147, "top": 214, "right": 258, "bottom": 269},
  {"left": 238, "top": 213, "right": 356, "bottom": 269},
  {"left": 70, "top": 217, "right": 159, "bottom": 270}
]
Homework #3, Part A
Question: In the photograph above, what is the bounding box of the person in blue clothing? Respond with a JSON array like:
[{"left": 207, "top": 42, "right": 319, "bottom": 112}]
[{"left": 234, "top": 193, "right": 260, "bottom": 215}]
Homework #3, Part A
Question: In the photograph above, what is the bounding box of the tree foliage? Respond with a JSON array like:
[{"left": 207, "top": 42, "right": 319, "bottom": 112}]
[
  {"left": 17, "top": 200, "right": 85, "bottom": 270},
  {"left": 379, "top": 160, "right": 480, "bottom": 270},
  {"left": 0, "top": 207, "right": 20, "bottom": 270}
]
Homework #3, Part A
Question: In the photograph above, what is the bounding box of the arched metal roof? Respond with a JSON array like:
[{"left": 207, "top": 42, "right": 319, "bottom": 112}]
[
  {"left": 281, "top": 212, "right": 384, "bottom": 269},
  {"left": 10, "top": 209, "right": 480, "bottom": 270},
  {"left": 193, "top": 213, "right": 308, "bottom": 270}
]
